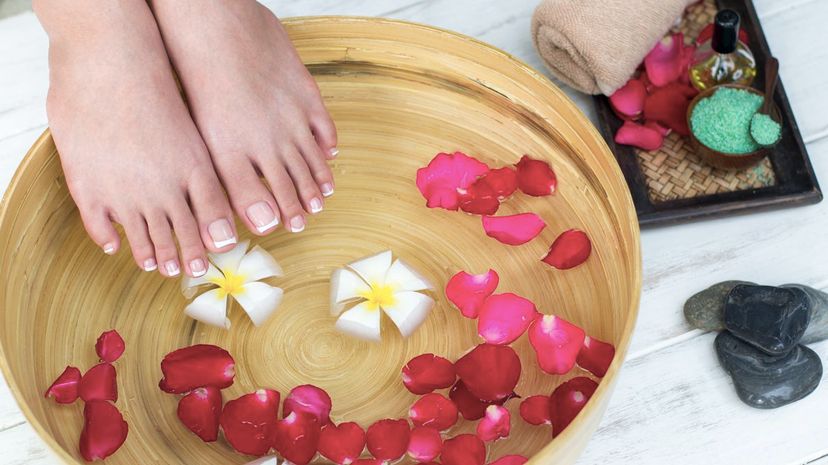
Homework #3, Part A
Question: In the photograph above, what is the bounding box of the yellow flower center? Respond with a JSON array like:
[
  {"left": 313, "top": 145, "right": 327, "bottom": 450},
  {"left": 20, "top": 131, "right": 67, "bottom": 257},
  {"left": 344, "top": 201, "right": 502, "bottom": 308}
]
[
  {"left": 359, "top": 282, "right": 397, "bottom": 311},
  {"left": 210, "top": 270, "right": 247, "bottom": 298}
]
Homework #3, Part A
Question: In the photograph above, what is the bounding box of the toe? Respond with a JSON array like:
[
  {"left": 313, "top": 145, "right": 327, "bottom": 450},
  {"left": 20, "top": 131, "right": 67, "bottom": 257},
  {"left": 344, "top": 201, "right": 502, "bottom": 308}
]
[
  {"left": 121, "top": 215, "right": 157, "bottom": 272},
  {"left": 259, "top": 158, "right": 306, "bottom": 233},
  {"left": 187, "top": 168, "right": 238, "bottom": 252},
  {"left": 78, "top": 205, "right": 121, "bottom": 255},
  {"left": 308, "top": 102, "right": 338, "bottom": 159},
  {"left": 168, "top": 200, "right": 208, "bottom": 277},
  {"left": 212, "top": 157, "right": 281, "bottom": 236},
  {"left": 281, "top": 147, "right": 324, "bottom": 216},
  {"left": 298, "top": 131, "right": 335, "bottom": 198},
  {"left": 146, "top": 212, "right": 181, "bottom": 277}
]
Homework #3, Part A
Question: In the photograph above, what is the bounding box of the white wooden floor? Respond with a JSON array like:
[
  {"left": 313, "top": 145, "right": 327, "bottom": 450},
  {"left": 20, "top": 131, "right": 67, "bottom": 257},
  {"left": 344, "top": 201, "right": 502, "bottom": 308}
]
[{"left": 1, "top": 1, "right": 827, "bottom": 464}]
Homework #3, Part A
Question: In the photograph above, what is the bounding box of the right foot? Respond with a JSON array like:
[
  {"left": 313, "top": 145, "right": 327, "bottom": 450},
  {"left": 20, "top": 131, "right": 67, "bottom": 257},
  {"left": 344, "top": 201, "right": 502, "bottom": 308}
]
[{"left": 37, "top": 1, "right": 237, "bottom": 277}]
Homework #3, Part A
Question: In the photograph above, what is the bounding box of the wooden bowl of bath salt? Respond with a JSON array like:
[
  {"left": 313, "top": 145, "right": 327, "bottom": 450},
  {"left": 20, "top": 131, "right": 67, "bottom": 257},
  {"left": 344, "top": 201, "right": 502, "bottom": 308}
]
[{"left": 0, "top": 17, "right": 640, "bottom": 465}]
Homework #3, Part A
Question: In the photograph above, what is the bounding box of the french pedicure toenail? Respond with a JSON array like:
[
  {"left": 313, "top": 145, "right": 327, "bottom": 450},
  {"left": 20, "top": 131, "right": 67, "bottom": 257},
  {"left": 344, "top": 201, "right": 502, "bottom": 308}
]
[
  {"left": 143, "top": 258, "right": 158, "bottom": 272},
  {"left": 190, "top": 258, "right": 207, "bottom": 277},
  {"left": 310, "top": 198, "right": 323, "bottom": 214},
  {"left": 164, "top": 260, "right": 181, "bottom": 277},
  {"left": 208, "top": 218, "right": 236, "bottom": 248},
  {"left": 289, "top": 216, "right": 305, "bottom": 233},
  {"left": 330, "top": 147, "right": 339, "bottom": 157},
  {"left": 247, "top": 201, "right": 279, "bottom": 233},
  {"left": 102, "top": 243, "right": 116, "bottom": 255},
  {"left": 321, "top": 183, "right": 334, "bottom": 197}
]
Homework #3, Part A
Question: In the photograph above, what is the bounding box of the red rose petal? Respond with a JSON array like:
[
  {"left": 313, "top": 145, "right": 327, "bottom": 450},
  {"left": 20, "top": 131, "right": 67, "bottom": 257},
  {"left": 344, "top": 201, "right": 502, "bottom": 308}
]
[
  {"left": 79, "top": 363, "right": 117, "bottom": 402},
  {"left": 528, "top": 315, "right": 586, "bottom": 375},
  {"left": 416, "top": 152, "right": 490, "bottom": 211},
  {"left": 644, "top": 33, "right": 685, "bottom": 87},
  {"left": 645, "top": 120, "right": 672, "bottom": 136},
  {"left": 614, "top": 120, "right": 665, "bottom": 151},
  {"left": 455, "top": 344, "right": 521, "bottom": 402},
  {"left": 519, "top": 395, "right": 552, "bottom": 426},
  {"left": 477, "top": 167, "right": 518, "bottom": 199},
  {"left": 515, "top": 155, "right": 557, "bottom": 197},
  {"left": 643, "top": 82, "right": 697, "bottom": 136},
  {"left": 409, "top": 393, "right": 459, "bottom": 431},
  {"left": 477, "top": 293, "right": 539, "bottom": 345},
  {"left": 609, "top": 78, "right": 647, "bottom": 119},
  {"left": 445, "top": 269, "right": 499, "bottom": 319},
  {"left": 366, "top": 419, "right": 410, "bottom": 461},
  {"left": 283, "top": 384, "right": 332, "bottom": 425},
  {"left": 220, "top": 389, "right": 280, "bottom": 456},
  {"left": 481, "top": 213, "right": 546, "bottom": 246},
  {"left": 442, "top": 434, "right": 486, "bottom": 465},
  {"left": 177, "top": 386, "right": 222, "bottom": 442},
  {"left": 319, "top": 422, "right": 366, "bottom": 465},
  {"left": 407, "top": 426, "right": 443, "bottom": 462},
  {"left": 550, "top": 377, "right": 598, "bottom": 437},
  {"left": 577, "top": 336, "right": 616, "bottom": 378},
  {"left": 79, "top": 400, "right": 128, "bottom": 461},
  {"left": 449, "top": 380, "right": 515, "bottom": 421},
  {"left": 95, "top": 330, "right": 125, "bottom": 363},
  {"left": 488, "top": 456, "right": 529, "bottom": 465},
  {"left": 44, "top": 366, "right": 81, "bottom": 404},
  {"left": 273, "top": 411, "right": 321, "bottom": 465},
  {"left": 459, "top": 180, "right": 500, "bottom": 216},
  {"left": 476, "top": 405, "right": 511, "bottom": 442},
  {"left": 402, "top": 353, "right": 456, "bottom": 395},
  {"left": 159, "top": 344, "right": 235, "bottom": 394},
  {"left": 542, "top": 229, "right": 592, "bottom": 270},
  {"left": 353, "top": 460, "right": 385, "bottom": 465}
]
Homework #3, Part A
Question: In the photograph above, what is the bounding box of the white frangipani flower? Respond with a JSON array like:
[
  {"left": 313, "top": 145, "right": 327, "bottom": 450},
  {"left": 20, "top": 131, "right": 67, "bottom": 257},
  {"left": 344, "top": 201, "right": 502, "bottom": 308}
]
[
  {"left": 182, "top": 241, "right": 284, "bottom": 329},
  {"left": 331, "top": 250, "right": 435, "bottom": 341}
]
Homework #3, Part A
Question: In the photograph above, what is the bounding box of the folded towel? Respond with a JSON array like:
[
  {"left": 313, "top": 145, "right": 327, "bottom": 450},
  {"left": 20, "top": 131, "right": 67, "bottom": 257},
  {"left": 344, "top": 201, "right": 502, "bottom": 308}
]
[{"left": 532, "top": 0, "right": 696, "bottom": 95}]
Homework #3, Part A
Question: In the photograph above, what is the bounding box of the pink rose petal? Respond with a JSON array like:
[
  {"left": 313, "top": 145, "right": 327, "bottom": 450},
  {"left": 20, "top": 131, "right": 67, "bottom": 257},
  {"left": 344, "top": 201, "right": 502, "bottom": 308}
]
[
  {"left": 644, "top": 33, "right": 685, "bottom": 87},
  {"left": 476, "top": 405, "right": 511, "bottom": 442},
  {"left": 528, "top": 315, "right": 586, "bottom": 375},
  {"left": 609, "top": 78, "right": 647, "bottom": 119},
  {"left": 477, "top": 293, "right": 539, "bottom": 345},
  {"left": 482, "top": 213, "right": 546, "bottom": 246},
  {"left": 614, "top": 120, "right": 665, "bottom": 151},
  {"left": 416, "top": 152, "right": 490, "bottom": 210},
  {"left": 446, "top": 269, "right": 499, "bottom": 319}
]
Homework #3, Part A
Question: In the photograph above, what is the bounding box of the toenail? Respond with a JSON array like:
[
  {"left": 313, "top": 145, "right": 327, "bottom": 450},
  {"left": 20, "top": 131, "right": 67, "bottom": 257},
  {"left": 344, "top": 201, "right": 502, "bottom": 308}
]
[
  {"left": 289, "top": 216, "right": 305, "bottom": 233},
  {"left": 103, "top": 243, "right": 116, "bottom": 255},
  {"left": 165, "top": 260, "right": 180, "bottom": 277},
  {"left": 330, "top": 147, "right": 339, "bottom": 157},
  {"left": 208, "top": 218, "right": 236, "bottom": 248},
  {"left": 143, "top": 258, "right": 158, "bottom": 272},
  {"left": 247, "top": 201, "right": 279, "bottom": 233},
  {"left": 190, "top": 258, "right": 206, "bottom": 277},
  {"left": 321, "top": 183, "right": 334, "bottom": 197},
  {"left": 310, "top": 198, "right": 323, "bottom": 214}
]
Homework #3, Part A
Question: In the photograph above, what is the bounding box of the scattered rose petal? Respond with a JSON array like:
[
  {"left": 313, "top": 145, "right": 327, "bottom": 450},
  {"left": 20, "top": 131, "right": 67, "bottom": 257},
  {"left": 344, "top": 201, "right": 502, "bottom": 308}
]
[
  {"left": 319, "top": 422, "right": 366, "bottom": 465},
  {"left": 614, "top": 120, "right": 665, "bottom": 151},
  {"left": 366, "top": 419, "right": 410, "bottom": 461},
  {"left": 528, "top": 315, "right": 586, "bottom": 375},
  {"left": 283, "top": 384, "right": 332, "bottom": 425},
  {"left": 542, "top": 229, "right": 592, "bottom": 270},
  {"left": 446, "top": 269, "right": 499, "bottom": 319},
  {"left": 158, "top": 344, "right": 235, "bottom": 394},
  {"left": 402, "top": 353, "right": 456, "bottom": 395},
  {"left": 609, "top": 78, "right": 647, "bottom": 120},
  {"left": 442, "top": 434, "right": 486, "bottom": 465},
  {"left": 79, "top": 363, "right": 117, "bottom": 402},
  {"left": 577, "top": 336, "right": 616, "bottom": 378},
  {"left": 416, "top": 152, "right": 490, "bottom": 210},
  {"left": 644, "top": 33, "right": 685, "bottom": 87},
  {"left": 79, "top": 400, "right": 128, "bottom": 462},
  {"left": 409, "top": 393, "right": 459, "bottom": 431},
  {"left": 459, "top": 181, "right": 500, "bottom": 216},
  {"left": 455, "top": 344, "right": 521, "bottom": 402},
  {"left": 476, "top": 405, "right": 511, "bottom": 442},
  {"left": 550, "top": 377, "right": 598, "bottom": 437},
  {"left": 273, "top": 411, "right": 321, "bottom": 465},
  {"left": 407, "top": 426, "right": 443, "bottom": 462},
  {"left": 177, "top": 386, "right": 222, "bottom": 442},
  {"left": 95, "top": 330, "right": 125, "bottom": 363},
  {"left": 44, "top": 366, "right": 81, "bottom": 404},
  {"left": 488, "top": 456, "right": 529, "bottom": 465},
  {"left": 220, "top": 389, "right": 280, "bottom": 456},
  {"left": 645, "top": 120, "right": 672, "bottom": 136},
  {"left": 449, "top": 380, "right": 515, "bottom": 421},
  {"left": 477, "top": 167, "right": 518, "bottom": 199},
  {"left": 519, "top": 395, "right": 552, "bottom": 426},
  {"left": 477, "top": 293, "right": 539, "bottom": 345},
  {"left": 515, "top": 155, "right": 557, "bottom": 197},
  {"left": 643, "top": 82, "right": 696, "bottom": 136},
  {"left": 481, "top": 213, "right": 546, "bottom": 246}
]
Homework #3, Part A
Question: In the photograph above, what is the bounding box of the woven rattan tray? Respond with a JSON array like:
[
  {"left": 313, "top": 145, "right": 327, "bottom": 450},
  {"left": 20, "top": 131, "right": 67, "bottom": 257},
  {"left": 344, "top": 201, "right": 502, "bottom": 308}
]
[{"left": 594, "top": 0, "right": 821, "bottom": 227}]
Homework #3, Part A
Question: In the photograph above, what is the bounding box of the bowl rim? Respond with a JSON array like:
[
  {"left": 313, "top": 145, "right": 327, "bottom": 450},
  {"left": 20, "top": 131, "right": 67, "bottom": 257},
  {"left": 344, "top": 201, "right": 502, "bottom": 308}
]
[{"left": 0, "top": 16, "right": 642, "bottom": 465}]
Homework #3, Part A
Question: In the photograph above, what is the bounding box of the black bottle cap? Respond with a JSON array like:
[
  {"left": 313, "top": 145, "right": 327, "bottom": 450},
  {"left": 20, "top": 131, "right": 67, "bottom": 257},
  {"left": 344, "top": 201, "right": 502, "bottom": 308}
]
[{"left": 712, "top": 9, "right": 741, "bottom": 54}]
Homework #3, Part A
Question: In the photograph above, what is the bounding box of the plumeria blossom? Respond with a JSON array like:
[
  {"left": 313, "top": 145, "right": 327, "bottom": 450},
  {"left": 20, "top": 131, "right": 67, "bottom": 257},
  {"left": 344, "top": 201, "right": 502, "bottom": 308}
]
[
  {"left": 331, "top": 250, "right": 435, "bottom": 341},
  {"left": 181, "top": 241, "right": 284, "bottom": 329}
]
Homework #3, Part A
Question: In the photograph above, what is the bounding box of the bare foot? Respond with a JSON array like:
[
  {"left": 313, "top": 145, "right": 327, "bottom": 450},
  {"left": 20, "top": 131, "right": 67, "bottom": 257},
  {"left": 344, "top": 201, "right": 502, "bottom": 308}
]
[
  {"left": 151, "top": 0, "right": 338, "bottom": 235},
  {"left": 35, "top": 0, "right": 237, "bottom": 277}
]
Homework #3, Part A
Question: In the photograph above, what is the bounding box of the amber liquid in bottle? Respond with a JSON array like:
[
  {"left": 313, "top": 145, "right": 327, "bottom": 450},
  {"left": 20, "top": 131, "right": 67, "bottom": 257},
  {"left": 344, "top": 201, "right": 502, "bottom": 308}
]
[{"left": 689, "top": 9, "right": 756, "bottom": 91}]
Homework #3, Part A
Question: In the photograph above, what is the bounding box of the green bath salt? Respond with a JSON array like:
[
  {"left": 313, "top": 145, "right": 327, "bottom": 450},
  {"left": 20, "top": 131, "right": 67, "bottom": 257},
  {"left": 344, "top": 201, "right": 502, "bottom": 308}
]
[
  {"left": 750, "top": 112, "right": 782, "bottom": 146},
  {"left": 690, "top": 87, "right": 764, "bottom": 154}
]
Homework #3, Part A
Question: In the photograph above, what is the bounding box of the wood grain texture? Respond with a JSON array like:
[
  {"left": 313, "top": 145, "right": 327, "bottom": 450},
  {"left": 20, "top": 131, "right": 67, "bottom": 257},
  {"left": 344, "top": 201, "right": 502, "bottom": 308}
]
[{"left": 0, "top": 17, "right": 640, "bottom": 465}]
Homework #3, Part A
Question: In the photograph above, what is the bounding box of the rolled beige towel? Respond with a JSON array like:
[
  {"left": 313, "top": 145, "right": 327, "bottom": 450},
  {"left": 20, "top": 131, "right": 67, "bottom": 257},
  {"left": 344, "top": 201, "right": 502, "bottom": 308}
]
[{"left": 532, "top": 0, "right": 697, "bottom": 95}]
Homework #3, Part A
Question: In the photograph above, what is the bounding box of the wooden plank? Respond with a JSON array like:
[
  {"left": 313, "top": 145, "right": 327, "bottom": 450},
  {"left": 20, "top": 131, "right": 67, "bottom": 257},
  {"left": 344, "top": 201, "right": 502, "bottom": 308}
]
[{"left": 0, "top": 421, "right": 60, "bottom": 465}]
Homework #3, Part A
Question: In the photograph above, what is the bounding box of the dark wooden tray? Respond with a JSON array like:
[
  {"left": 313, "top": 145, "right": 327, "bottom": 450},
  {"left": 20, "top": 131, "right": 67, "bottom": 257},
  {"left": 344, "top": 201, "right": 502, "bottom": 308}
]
[{"left": 593, "top": 0, "right": 821, "bottom": 227}]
